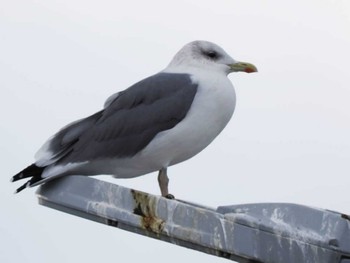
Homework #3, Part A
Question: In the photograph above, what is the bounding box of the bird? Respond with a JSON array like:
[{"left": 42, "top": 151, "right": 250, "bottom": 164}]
[{"left": 11, "top": 40, "right": 257, "bottom": 198}]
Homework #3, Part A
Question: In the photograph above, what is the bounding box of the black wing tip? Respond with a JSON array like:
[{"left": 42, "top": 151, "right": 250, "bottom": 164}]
[
  {"left": 11, "top": 164, "right": 46, "bottom": 193},
  {"left": 11, "top": 172, "right": 24, "bottom": 183},
  {"left": 11, "top": 163, "right": 45, "bottom": 182},
  {"left": 14, "top": 182, "right": 30, "bottom": 194}
]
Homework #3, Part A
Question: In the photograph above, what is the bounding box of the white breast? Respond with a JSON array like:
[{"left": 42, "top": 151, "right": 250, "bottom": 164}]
[{"left": 120, "top": 69, "right": 236, "bottom": 176}]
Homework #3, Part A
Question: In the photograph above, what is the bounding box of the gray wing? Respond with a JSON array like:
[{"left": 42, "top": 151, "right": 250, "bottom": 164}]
[{"left": 36, "top": 73, "right": 198, "bottom": 166}]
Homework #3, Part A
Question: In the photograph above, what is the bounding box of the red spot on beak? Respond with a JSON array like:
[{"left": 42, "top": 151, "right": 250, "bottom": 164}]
[{"left": 245, "top": 67, "right": 256, "bottom": 73}]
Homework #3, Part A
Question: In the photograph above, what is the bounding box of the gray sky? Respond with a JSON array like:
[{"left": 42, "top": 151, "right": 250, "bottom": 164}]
[{"left": 1, "top": 0, "right": 350, "bottom": 262}]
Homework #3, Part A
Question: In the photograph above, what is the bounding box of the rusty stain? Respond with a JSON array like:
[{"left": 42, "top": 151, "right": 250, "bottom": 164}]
[{"left": 131, "top": 189, "right": 165, "bottom": 234}]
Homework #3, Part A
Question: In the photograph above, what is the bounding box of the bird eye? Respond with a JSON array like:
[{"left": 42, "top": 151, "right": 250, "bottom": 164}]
[{"left": 205, "top": 50, "right": 218, "bottom": 59}]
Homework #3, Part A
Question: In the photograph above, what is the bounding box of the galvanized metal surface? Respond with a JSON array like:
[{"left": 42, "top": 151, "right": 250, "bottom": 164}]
[{"left": 36, "top": 176, "right": 350, "bottom": 263}]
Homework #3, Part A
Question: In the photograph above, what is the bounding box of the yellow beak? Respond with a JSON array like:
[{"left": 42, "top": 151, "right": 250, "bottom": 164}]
[{"left": 229, "top": 61, "right": 258, "bottom": 73}]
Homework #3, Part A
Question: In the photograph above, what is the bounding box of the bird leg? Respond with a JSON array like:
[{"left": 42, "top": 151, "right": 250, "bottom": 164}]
[{"left": 157, "top": 168, "right": 174, "bottom": 199}]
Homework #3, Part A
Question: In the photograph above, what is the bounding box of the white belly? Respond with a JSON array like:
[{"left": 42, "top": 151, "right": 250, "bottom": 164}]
[{"left": 110, "top": 72, "right": 236, "bottom": 178}]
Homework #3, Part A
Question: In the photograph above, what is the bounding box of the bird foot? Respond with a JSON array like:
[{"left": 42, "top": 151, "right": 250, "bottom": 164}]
[{"left": 164, "top": 194, "right": 175, "bottom": 199}]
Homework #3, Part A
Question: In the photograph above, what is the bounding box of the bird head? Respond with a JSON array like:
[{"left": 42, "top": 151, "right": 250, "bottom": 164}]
[{"left": 167, "top": 40, "right": 257, "bottom": 75}]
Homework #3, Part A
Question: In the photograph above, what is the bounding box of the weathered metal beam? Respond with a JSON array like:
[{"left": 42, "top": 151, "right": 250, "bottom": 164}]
[{"left": 36, "top": 176, "right": 350, "bottom": 263}]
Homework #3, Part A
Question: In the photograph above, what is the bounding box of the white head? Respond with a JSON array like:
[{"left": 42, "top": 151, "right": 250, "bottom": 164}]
[{"left": 167, "top": 40, "right": 257, "bottom": 75}]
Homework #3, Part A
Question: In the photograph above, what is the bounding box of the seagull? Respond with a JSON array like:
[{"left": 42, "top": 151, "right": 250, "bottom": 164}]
[{"left": 11, "top": 40, "right": 257, "bottom": 198}]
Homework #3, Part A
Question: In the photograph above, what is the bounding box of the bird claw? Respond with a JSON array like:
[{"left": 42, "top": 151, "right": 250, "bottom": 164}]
[{"left": 165, "top": 194, "right": 175, "bottom": 199}]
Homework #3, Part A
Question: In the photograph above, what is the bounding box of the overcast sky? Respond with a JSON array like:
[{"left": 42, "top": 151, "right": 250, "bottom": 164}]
[{"left": 1, "top": 1, "right": 350, "bottom": 262}]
